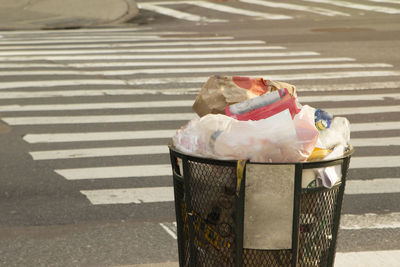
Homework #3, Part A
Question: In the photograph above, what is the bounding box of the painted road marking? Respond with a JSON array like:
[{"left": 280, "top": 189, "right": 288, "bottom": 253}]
[
  {"left": 351, "top": 121, "right": 400, "bottom": 132},
  {"left": 340, "top": 213, "right": 400, "bottom": 230},
  {"left": 325, "top": 105, "right": 400, "bottom": 115},
  {"left": 159, "top": 222, "right": 177, "bottom": 239},
  {"left": 55, "top": 164, "right": 172, "bottom": 180},
  {"left": 2, "top": 113, "right": 196, "bottom": 125},
  {"left": 0, "top": 51, "right": 320, "bottom": 61},
  {"left": 23, "top": 130, "right": 177, "bottom": 143},
  {"left": 0, "top": 40, "right": 266, "bottom": 50},
  {"left": 0, "top": 32, "right": 228, "bottom": 40},
  {"left": 0, "top": 80, "right": 127, "bottom": 90},
  {"left": 80, "top": 187, "right": 175, "bottom": 205},
  {"left": 2, "top": 74, "right": 388, "bottom": 92},
  {"left": 335, "top": 250, "right": 400, "bottom": 267},
  {"left": 367, "top": 0, "right": 400, "bottom": 4},
  {"left": 239, "top": 0, "right": 350, "bottom": 16},
  {"left": 0, "top": 88, "right": 200, "bottom": 98},
  {"left": 301, "top": 0, "right": 400, "bottom": 14},
  {"left": 299, "top": 81, "right": 400, "bottom": 91},
  {"left": 139, "top": 3, "right": 227, "bottom": 23},
  {"left": 346, "top": 178, "right": 400, "bottom": 195},
  {"left": 28, "top": 136, "right": 400, "bottom": 160},
  {"left": 0, "top": 63, "right": 391, "bottom": 77},
  {"left": 0, "top": 36, "right": 234, "bottom": 45},
  {"left": 53, "top": 156, "right": 398, "bottom": 181},
  {"left": 0, "top": 100, "right": 195, "bottom": 112},
  {"left": 82, "top": 181, "right": 400, "bottom": 205},
  {"left": 123, "top": 71, "right": 400, "bottom": 85},
  {"left": 0, "top": 57, "right": 355, "bottom": 68},
  {"left": 30, "top": 145, "right": 169, "bottom": 160},
  {"left": 2, "top": 85, "right": 400, "bottom": 100},
  {"left": 0, "top": 46, "right": 286, "bottom": 56},
  {"left": 65, "top": 57, "right": 356, "bottom": 68},
  {"left": 351, "top": 137, "right": 400, "bottom": 147},
  {"left": 181, "top": 1, "right": 292, "bottom": 20},
  {"left": 4, "top": 106, "right": 400, "bottom": 125},
  {"left": 350, "top": 156, "right": 400, "bottom": 169},
  {"left": 300, "top": 93, "right": 400, "bottom": 102},
  {"left": 0, "top": 27, "right": 153, "bottom": 34},
  {"left": 22, "top": 125, "right": 400, "bottom": 143}
]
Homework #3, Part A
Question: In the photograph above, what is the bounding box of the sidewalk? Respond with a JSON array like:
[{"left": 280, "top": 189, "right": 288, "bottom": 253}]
[{"left": 0, "top": 0, "right": 139, "bottom": 30}]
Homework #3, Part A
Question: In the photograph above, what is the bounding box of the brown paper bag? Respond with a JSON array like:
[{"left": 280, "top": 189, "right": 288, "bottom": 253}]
[{"left": 192, "top": 75, "right": 296, "bottom": 117}]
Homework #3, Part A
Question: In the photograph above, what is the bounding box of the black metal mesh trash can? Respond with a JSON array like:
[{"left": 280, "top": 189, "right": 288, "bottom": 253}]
[{"left": 169, "top": 145, "right": 353, "bottom": 267}]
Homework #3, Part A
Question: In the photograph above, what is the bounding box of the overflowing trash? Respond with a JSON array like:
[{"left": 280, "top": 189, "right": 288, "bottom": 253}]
[{"left": 173, "top": 75, "right": 351, "bottom": 188}]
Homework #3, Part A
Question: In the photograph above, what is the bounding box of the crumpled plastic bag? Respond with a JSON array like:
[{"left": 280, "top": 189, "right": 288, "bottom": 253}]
[
  {"left": 173, "top": 105, "right": 319, "bottom": 163},
  {"left": 293, "top": 105, "right": 320, "bottom": 159},
  {"left": 317, "top": 117, "right": 351, "bottom": 149}
]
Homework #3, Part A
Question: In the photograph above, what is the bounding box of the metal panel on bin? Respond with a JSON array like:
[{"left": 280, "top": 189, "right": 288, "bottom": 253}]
[{"left": 244, "top": 164, "right": 295, "bottom": 250}]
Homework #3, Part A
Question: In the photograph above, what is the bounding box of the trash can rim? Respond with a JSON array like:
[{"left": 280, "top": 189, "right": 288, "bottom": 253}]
[{"left": 168, "top": 144, "right": 354, "bottom": 166}]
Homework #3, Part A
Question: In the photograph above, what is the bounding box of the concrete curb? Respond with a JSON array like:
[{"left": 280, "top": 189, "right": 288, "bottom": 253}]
[{"left": 0, "top": 0, "right": 139, "bottom": 30}]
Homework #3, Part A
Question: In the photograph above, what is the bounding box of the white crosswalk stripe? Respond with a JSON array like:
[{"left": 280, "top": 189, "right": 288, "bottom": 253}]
[
  {"left": 27, "top": 136, "right": 400, "bottom": 160},
  {"left": 2, "top": 113, "right": 195, "bottom": 125},
  {"left": 140, "top": 1, "right": 292, "bottom": 20},
  {"left": 2, "top": 104, "right": 400, "bottom": 125},
  {"left": 80, "top": 187, "right": 175, "bottom": 205},
  {"left": 238, "top": 0, "right": 350, "bottom": 16},
  {"left": 0, "top": 51, "right": 321, "bottom": 61},
  {"left": 0, "top": 36, "right": 234, "bottom": 45},
  {"left": 3, "top": 94, "right": 400, "bottom": 112},
  {"left": 139, "top": 3, "right": 228, "bottom": 23},
  {"left": 0, "top": 40, "right": 265, "bottom": 50},
  {"left": 55, "top": 164, "right": 172, "bottom": 180},
  {"left": 0, "top": 57, "right": 357, "bottom": 69},
  {"left": 23, "top": 130, "right": 177, "bottom": 143},
  {"left": 0, "top": 28, "right": 399, "bottom": 263},
  {"left": 0, "top": 63, "right": 392, "bottom": 77},
  {"left": 136, "top": 0, "right": 400, "bottom": 24},
  {"left": 301, "top": 0, "right": 400, "bottom": 14},
  {"left": 30, "top": 145, "right": 169, "bottom": 160},
  {"left": 121, "top": 71, "right": 400, "bottom": 85},
  {"left": 0, "top": 45, "right": 286, "bottom": 56},
  {"left": 367, "top": 0, "right": 400, "bottom": 4},
  {"left": 19, "top": 120, "right": 400, "bottom": 144},
  {"left": 1, "top": 85, "right": 400, "bottom": 100},
  {"left": 174, "top": 1, "right": 292, "bottom": 20}
]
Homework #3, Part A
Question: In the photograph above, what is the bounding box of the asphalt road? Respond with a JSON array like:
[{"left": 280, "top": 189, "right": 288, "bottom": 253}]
[{"left": 1, "top": 0, "right": 400, "bottom": 266}]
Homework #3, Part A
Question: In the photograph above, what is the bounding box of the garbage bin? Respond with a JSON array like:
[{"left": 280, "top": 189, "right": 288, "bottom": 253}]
[{"left": 169, "top": 145, "right": 353, "bottom": 267}]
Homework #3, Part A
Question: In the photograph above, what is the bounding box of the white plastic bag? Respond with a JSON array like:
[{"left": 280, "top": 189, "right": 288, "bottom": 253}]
[
  {"left": 173, "top": 107, "right": 318, "bottom": 163},
  {"left": 212, "top": 110, "right": 297, "bottom": 162},
  {"left": 317, "top": 117, "right": 350, "bottom": 149}
]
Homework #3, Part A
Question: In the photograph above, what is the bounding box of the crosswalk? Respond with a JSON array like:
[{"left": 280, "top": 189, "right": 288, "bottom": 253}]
[
  {"left": 0, "top": 27, "right": 400, "bottom": 263},
  {"left": 137, "top": 0, "right": 400, "bottom": 23}
]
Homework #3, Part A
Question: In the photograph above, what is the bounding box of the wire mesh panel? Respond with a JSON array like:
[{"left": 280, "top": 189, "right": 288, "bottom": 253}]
[
  {"left": 298, "top": 186, "right": 340, "bottom": 266},
  {"left": 187, "top": 160, "right": 237, "bottom": 266},
  {"left": 242, "top": 248, "right": 292, "bottom": 266},
  {"left": 169, "top": 147, "right": 353, "bottom": 267}
]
